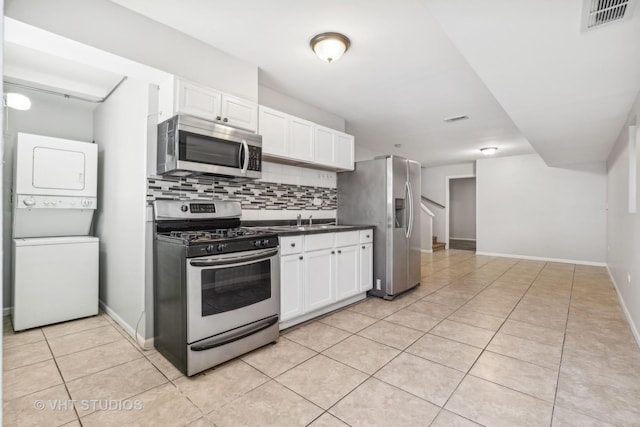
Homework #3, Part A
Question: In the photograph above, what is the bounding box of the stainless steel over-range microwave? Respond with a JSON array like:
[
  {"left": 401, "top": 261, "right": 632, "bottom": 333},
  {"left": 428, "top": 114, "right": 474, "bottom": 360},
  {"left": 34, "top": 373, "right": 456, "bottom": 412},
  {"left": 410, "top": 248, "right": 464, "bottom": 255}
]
[{"left": 157, "top": 115, "right": 262, "bottom": 179}]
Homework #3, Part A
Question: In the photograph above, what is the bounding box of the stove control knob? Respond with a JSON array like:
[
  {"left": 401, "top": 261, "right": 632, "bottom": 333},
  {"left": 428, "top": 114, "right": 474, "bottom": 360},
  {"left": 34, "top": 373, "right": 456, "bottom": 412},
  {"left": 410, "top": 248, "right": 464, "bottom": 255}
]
[
  {"left": 253, "top": 240, "right": 262, "bottom": 247},
  {"left": 81, "top": 198, "right": 92, "bottom": 208},
  {"left": 261, "top": 239, "right": 269, "bottom": 246},
  {"left": 206, "top": 245, "right": 215, "bottom": 253},
  {"left": 180, "top": 205, "right": 188, "bottom": 212},
  {"left": 216, "top": 244, "right": 227, "bottom": 251},
  {"left": 23, "top": 197, "right": 36, "bottom": 207}
]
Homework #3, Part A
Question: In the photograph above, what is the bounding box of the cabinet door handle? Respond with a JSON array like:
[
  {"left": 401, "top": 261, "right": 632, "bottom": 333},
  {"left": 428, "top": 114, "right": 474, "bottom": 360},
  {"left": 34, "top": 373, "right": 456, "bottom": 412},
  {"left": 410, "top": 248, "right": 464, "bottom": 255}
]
[
  {"left": 299, "top": 256, "right": 303, "bottom": 260},
  {"left": 362, "top": 246, "right": 365, "bottom": 249},
  {"left": 216, "top": 116, "right": 222, "bottom": 120},
  {"left": 291, "top": 243, "right": 296, "bottom": 247},
  {"left": 223, "top": 117, "right": 229, "bottom": 122},
  {"left": 366, "top": 235, "right": 370, "bottom": 238},
  {"left": 338, "top": 250, "right": 342, "bottom": 254},
  {"left": 331, "top": 251, "right": 335, "bottom": 254}
]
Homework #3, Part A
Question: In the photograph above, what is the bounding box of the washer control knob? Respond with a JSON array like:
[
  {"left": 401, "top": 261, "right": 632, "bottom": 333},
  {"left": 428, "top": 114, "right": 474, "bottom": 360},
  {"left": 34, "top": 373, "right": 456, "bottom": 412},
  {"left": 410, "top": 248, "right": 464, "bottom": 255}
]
[
  {"left": 180, "top": 205, "right": 188, "bottom": 212},
  {"left": 44, "top": 201, "right": 50, "bottom": 206},
  {"left": 81, "top": 199, "right": 92, "bottom": 208},
  {"left": 23, "top": 198, "right": 36, "bottom": 207}
]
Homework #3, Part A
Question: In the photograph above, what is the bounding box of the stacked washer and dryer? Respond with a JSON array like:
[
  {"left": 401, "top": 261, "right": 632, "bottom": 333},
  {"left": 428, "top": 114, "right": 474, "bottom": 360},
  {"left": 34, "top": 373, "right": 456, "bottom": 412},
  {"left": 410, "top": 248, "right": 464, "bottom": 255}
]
[{"left": 11, "top": 133, "right": 99, "bottom": 331}]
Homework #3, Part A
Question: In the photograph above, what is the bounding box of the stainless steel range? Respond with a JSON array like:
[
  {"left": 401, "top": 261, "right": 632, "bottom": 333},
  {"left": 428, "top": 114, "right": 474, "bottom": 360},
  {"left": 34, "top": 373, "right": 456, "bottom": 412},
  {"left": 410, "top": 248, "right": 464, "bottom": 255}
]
[{"left": 153, "top": 200, "right": 280, "bottom": 376}]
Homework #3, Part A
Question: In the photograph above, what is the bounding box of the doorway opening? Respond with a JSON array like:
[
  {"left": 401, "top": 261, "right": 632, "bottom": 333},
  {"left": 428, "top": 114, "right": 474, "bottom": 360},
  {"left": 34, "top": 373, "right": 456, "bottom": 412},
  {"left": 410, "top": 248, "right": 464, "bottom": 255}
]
[{"left": 446, "top": 176, "right": 476, "bottom": 251}]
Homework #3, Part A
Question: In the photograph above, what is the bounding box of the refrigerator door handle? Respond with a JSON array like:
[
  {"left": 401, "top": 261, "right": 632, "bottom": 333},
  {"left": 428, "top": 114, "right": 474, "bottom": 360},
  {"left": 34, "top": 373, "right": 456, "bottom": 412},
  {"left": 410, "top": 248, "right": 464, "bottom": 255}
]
[
  {"left": 405, "top": 181, "right": 411, "bottom": 238},
  {"left": 407, "top": 181, "right": 414, "bottom": 238}
]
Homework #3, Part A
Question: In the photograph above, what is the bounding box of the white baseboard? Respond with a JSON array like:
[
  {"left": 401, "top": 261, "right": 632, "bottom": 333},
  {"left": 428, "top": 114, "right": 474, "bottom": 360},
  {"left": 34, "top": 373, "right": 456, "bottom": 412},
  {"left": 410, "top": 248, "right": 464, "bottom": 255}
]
[
  {"left": 3, "top": 307, "right": 12, "bottom": 316},
  {"left": 100, "top": 301, "right": 136, "bottom": 337},
  {"left": 475, "top": 251, "right": 606, "bottom": 267},
  {"left": 100, "top": 301, "right": 154, "bottom": 351},
  {"left": 421, "top": 249, "right": 433, "bottom": 253},
  {"left": 606, "top": 266, "right": 640, "bottom": 348},
  {"left": 449, "top": 237, "right": 476, "bottom": 241}
]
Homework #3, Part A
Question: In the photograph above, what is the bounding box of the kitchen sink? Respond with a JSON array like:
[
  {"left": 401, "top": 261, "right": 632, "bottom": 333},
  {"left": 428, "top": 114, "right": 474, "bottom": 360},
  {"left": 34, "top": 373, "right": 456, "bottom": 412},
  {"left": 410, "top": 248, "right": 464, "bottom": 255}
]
[{"left": 266, "top": 224, "right": 354, "bottom": 232}]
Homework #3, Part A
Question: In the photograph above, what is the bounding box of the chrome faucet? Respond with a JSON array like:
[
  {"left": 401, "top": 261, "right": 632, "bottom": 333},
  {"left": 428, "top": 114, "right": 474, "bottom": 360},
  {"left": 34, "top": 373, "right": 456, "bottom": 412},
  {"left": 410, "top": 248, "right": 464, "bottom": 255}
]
[
  {"left": 296, "top": 213, "right": 302, "bottom": 226},
  {"left": 309, "top": 214, "right": 313, "bottom": 225}
]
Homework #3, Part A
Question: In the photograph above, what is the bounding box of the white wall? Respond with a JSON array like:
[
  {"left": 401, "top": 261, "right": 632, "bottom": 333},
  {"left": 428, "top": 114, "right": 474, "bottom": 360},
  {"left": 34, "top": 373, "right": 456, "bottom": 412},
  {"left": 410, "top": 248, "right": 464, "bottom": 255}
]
[
  {"left": 93, "top": 77, "right": 151, "bottom": 339},
  {"left": 5, "top": 0, "right": 258, "bottom": 101},
  {"left": 421, "top": 162, "right": 475, "bottom": 244},
  {"left": 259, "top": 85, "right": 345, "bottom": 131},
  {"left": 354, "top": 144, "right": 385, "bottom": 162},
  {"left": 2, "top": 93, "right": 94, "bottom": 309},
  {"left": 420, "top": 205, "right": 434, "bottom": 252},
  {"left": 476, "top": 154, "right": 606, "bottom": 264},
  {"left": 449, "top": 177, "right": 476, "bottom": 240},
  {"left": 606, "top": 92, "right": 640, "bottom": 341}
]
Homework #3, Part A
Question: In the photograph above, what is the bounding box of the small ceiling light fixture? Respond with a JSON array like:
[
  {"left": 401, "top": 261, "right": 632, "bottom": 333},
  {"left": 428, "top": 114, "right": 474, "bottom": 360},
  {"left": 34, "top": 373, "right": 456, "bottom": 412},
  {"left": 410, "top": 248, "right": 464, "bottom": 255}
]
[
  {"left": 4, "top": 92, "right": 32, "bottom": 110},
  {"left": 480, "top": 147, "right": 498, "bottom": 156},
  {"left": 310, "top": 32, "right": 350, "bottom": 63}
]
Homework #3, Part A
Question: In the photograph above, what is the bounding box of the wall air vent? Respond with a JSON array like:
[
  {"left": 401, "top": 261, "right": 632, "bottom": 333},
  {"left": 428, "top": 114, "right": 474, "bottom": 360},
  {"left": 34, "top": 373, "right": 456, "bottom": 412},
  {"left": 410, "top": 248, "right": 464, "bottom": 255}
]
[
  {"left": 443, "top": 115, "right": 469, "bottom": 123},
  {"left": 582, "top": 0, "right": 635, "bottom": 30}
]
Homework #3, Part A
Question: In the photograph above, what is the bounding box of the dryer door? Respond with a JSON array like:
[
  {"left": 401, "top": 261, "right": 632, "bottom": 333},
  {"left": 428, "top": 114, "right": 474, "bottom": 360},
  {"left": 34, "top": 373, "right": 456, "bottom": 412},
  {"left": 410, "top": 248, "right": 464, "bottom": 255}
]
[
  {"left": 33, "top": 146, "right": 86, "bottom": 191},
  {"left": 14, "top": 133, "right": 97, "bottom": 197}
]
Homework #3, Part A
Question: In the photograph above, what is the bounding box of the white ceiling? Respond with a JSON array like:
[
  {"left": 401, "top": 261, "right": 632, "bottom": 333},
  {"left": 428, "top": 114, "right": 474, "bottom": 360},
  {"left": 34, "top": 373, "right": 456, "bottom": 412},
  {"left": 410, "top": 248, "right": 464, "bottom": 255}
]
[
  {"left": 109, "top": 0, "right": 538, "bottom": 167},
  {"left": 110, "top": 0, "right": 640, "bottom": 167},
  {"left": 7, "top": 1, "right": 639, "bottom": 167}
]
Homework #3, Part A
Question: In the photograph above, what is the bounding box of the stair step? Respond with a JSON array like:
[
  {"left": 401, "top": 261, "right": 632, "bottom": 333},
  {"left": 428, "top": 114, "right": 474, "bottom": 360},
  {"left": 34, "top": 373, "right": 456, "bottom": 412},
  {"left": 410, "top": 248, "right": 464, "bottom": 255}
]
[{"left": 432, "top": 242, "right": 446, "bottom": 252}]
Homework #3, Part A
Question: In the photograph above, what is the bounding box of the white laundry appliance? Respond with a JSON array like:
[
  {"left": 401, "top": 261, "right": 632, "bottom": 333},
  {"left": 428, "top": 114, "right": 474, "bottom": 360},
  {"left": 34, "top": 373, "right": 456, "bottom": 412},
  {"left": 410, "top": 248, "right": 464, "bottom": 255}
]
[{"left": 12, "top": 132, "right": 99, "bottom": 331}]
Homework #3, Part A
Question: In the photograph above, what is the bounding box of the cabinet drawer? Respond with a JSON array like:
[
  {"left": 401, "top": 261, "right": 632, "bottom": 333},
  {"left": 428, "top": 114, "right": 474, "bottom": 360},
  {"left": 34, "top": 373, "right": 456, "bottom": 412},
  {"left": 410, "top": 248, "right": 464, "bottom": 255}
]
[
  {"left": 359, "top": 229, "right": 373, "bottom": 244},
  {"left": 305, "top": 233, "right": 334, "bottom": 251},
  {"left": 336, "top": 231, "right": 359, "bottom": 247},
  {"left": 280, "top": 236, "right": 303, "bottom": 255}
]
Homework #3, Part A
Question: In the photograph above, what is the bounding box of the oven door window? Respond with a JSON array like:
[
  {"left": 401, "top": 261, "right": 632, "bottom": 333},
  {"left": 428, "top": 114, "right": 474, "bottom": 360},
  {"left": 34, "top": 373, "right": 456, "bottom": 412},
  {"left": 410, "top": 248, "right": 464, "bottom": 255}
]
[
  {"left": 200, "top": 260, "right": 271, "bottom": 316},
  {"left": 178, "top": 130, "right": 242, "bottom": 168}
]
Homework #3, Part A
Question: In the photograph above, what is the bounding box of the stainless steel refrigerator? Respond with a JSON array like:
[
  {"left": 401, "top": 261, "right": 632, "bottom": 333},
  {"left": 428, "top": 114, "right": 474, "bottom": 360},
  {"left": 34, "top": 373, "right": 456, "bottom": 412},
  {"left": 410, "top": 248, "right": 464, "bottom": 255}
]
[{"left": 338, "top": 155, "right": 421, "bottom": 299}]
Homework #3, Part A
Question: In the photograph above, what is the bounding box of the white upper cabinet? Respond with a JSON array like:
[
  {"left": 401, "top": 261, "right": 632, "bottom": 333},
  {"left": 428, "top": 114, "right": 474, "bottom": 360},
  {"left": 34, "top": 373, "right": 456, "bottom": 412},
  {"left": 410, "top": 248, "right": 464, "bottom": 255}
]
[
  {"left": 289, "top": 116, "right": 314, "bottom": 162},
  {"left": 258, "top": 106, "right": 289, "bottom": 157},
  {"left": 176, "top": 80, "right": 222, "bottom": 120},
  {"left": 334, "top": 132, "right": 355, "bottom": 170},
  {"left": 314, "top": 125, "right": 335, "bottom": 165},
  {"left": 258, "top": 105, "right": 354, "bottom": 171},
  {"left": 221, "top": 94, "right": 258, "bottom": 132},
  {"left": 159, "top": 77, "right": 258, "bottom": 132}
]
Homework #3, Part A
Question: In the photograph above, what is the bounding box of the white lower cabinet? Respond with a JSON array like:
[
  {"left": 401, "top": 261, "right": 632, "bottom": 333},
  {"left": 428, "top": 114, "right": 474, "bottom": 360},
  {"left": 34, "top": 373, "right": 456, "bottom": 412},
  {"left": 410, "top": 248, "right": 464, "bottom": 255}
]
[
  {"left": 280, "top": 254, "right": 304, "bottom": 322},
  {"left": 304, "top": 249, "right": 334, "bottom": 312},
  {"left": 335, "top": 244, "right": 359, "bottom": 300},
  {"left": 279, "top": 229, "right": 373, "bottom": 329}
]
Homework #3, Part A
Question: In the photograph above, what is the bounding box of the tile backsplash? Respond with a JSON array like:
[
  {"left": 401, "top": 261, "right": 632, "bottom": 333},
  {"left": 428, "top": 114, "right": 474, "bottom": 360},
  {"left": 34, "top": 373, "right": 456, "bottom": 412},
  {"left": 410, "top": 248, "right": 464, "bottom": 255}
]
[{"left": 147, "top": 162, "right": 338, "bottom": 220}]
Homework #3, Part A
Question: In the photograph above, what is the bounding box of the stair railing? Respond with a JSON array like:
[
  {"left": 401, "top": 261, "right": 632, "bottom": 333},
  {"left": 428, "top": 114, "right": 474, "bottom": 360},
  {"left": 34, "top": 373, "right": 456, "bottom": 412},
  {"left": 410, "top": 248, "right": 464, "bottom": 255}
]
[{"left": 421, "top": 195, "right": 445, "bottom": 209}]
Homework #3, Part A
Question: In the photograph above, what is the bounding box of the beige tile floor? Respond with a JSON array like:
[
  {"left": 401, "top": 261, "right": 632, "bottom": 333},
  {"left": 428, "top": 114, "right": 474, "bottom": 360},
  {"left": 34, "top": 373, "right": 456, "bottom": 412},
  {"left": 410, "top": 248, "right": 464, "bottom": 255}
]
[{"left": 3, "top": 250, "right": 640, "bottom": 426}]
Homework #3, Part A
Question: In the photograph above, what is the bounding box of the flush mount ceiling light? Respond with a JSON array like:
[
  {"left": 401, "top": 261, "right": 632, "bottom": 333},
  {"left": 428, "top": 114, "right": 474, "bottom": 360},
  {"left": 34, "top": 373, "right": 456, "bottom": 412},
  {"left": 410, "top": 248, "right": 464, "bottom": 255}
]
[
  {"left": 310, "top": 32, "right": 350, "bottom": 63},
  {"left": 4, "top": 92, "right": 32, "bottom": 110},
  {"left": 480, "top": 147, "right": 498, "bottom": 156}
]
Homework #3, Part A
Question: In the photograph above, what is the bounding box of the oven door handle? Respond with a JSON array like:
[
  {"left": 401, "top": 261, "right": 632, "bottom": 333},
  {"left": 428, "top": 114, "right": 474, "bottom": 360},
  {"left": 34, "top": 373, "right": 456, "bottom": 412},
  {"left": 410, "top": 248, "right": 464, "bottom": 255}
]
[
  {"left": 190, "top": 315, "right": 279, "bottom": 351},
  {"left": 189, "top": 248, "right": 278, "bottom": 267}
]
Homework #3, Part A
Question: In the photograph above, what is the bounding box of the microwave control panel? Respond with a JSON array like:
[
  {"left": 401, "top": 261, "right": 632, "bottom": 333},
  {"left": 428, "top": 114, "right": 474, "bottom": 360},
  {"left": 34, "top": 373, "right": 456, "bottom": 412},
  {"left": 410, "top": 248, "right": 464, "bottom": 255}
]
[{"left": 247, "top": 146, "right": 262, "bottom": 172}]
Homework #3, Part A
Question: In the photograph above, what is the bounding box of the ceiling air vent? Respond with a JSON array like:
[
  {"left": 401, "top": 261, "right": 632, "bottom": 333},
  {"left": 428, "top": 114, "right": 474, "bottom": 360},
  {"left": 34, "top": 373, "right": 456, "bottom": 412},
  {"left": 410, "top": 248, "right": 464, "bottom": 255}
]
[
  {"left": 582, "top": 0, "right": 635, "bottom": 30},
  {"left": 444, "top": 115, "right": 469, "bottom": 123}
]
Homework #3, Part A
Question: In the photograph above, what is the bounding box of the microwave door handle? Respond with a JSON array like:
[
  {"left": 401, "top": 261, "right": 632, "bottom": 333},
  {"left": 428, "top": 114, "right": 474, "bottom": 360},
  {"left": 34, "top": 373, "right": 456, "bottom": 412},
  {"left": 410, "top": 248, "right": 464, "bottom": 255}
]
[{"left": 241, "top": 139, "right": 249, "bottom": 174}]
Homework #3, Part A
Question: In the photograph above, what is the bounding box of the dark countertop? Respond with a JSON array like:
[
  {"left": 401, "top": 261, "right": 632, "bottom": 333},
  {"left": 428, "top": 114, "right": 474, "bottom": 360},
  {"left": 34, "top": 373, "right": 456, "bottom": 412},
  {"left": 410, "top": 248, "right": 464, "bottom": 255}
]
[{"left": 242, "top": 220, "right": 374, "bottom": 236}]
